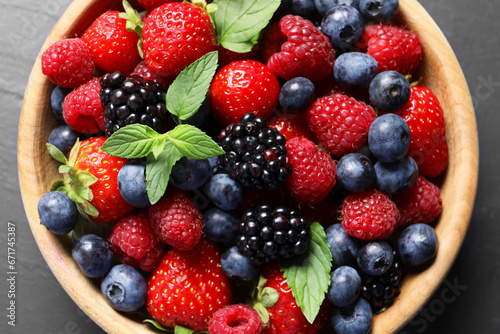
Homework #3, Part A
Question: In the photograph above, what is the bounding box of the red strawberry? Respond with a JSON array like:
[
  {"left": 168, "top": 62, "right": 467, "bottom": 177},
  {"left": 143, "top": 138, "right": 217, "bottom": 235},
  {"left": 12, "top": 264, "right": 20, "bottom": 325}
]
[
  {"left": 393, "top": 176, "right": 442, "bottom": 229},
  {"left": 63, "top": 77, "right": 105, "bottom": 134},
  {"left": 72, "top": 137, "right": 134, "bottom": 223},
  {"left": 285, "top": 137, "right": 337, "bottom": 204},
  {"left": 307, "top": 93, "right": 376, "bottom": 157},
  {"left": 341, "top": 188, "right": 400, "bottom": 240},
  {"left": 357, "top": 24, "right": 422, "bottom": 74},
  {"left": 81, "top": 11, "right": 141, "bottom": 74},
  {"left": 149, "top": 187, "right": 203, "bottom": 250},
  {"left": 269, "top": 112, "right": 317, "bottom": 142},
  {"left": 262, "top": 15, "right": 335, "bottom": 82},
  {"left": 41, "top": 38, "right": 94, "bottom": 88},
  {"left": 208, "top": 304, "right": 263, "bottom": 334},
  {"left": 147, "top": 238, "right": 232, "bottom": 331},
  {"left": 257, "top": 262, "right": 332, "bottom": 334},
  {"left": 108, "top": 213, "right": 165, "bottom": 272},
  {"left": 142, "top": 3, "right": 217, "bottom": 79},
  {"left": 137, "top": 0, "right": 181, "bottom": 11},
  {"left": 386, "top": 85, "right": 448, "bottom": 177},
  {"left": 209, "top": 60, "right": 280, "bottom": 126}
]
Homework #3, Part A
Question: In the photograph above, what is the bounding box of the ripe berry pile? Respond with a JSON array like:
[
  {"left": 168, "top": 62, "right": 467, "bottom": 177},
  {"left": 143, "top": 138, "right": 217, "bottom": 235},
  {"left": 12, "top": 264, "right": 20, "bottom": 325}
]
[{"left": 39, "top": 1, "right": 447, "bottom": 333}]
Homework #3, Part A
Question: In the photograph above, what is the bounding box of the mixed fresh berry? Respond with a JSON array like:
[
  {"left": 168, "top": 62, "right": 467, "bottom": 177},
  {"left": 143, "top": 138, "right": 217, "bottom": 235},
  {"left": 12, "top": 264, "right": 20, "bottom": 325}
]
[{"left": 38, "top": 0, "right": 450, "bottom": 333}]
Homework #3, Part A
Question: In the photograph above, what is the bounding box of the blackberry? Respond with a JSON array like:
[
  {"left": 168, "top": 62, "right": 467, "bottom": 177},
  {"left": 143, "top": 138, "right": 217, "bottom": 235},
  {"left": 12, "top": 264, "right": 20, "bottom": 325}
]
[
  {"left": 219, "top": 113, "right": 289, "bottom": 191},
  {"left": 360, "top": 249, "right": 404, "bottom": 312},
  {"left": 236, "top": 204, "right": 310, "bottom": 265},
  {"left": 100, "top": 72, "right": 167, "bottom": 137}
]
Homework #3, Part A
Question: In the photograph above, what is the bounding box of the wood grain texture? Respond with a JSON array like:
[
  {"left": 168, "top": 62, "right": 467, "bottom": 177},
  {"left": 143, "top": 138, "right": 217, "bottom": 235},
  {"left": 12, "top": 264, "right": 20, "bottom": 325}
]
[{"left": 17, "top": 0, "right": 479, "bottom": 333}]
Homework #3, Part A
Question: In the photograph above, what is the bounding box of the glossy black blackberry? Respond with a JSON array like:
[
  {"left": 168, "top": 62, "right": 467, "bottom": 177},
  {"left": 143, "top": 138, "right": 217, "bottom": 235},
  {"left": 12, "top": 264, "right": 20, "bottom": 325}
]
[
  {"left": 360, "top": 249, "right": 404, "bottom": 312},
  {"left": 219, "top": 113, "right": 289, "bottom": 191},
  {"left": 100, "top": 72, "right": 167, "bottom": 137},
  {"left": 236, "top": 204, "right": 310, "bottom": 265}
]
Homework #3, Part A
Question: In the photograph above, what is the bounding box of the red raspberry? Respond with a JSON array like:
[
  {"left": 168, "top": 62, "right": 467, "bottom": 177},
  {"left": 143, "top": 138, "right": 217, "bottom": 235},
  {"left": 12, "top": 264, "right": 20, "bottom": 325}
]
[
  {"left": 262, "top": 15, "right": 335, "bottom": 82},
  {"left": 357, "top": 24, "right": 422, "bottom": 74},
  {"left": 393, "top": 176, "right": 442, "bottom": 229},
  {"left": 63, "top": 77, "right": 105, "bottom": 134},
  {"left": 41, "top": 38, "right": 94, "bottom": 88},
  {"left": 269, "top": 112, "right": 316, "bottom": 142},
  {"left": 208, "top": 304, "right": 263, "bottom": 334},
  {"left": 285, "top": 137, "right": 337, "bottom": 204},
  {"left": 209, "top": 60, "right": 280, "bottom": 126},
  {"left": 149, "top": 187, "right": 203, "bottom": 250},
  {"left": 131, "top": 60, "right": 173, "bottom": 90},
  {"left": 307, "top": 93, "right": 376, "bottom": 157},
  {"left": 341, "top": 189, "right": 400, "bottom": 240},
  {"left": 108, "top": 213, "right": 165, "bottom": 272}
]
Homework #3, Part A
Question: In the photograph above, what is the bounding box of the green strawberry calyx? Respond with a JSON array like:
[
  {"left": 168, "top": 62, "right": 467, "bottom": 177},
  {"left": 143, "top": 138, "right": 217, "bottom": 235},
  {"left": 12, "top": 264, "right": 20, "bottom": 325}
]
[
  {"left": 47, "top": 139, "right": 99, "bottom": 221},
  {"left": 120, "top": 0, "right": 145, "bottom": 58},
  {"left": 143, "top": 319, "right": 206, "bottom": 333}
]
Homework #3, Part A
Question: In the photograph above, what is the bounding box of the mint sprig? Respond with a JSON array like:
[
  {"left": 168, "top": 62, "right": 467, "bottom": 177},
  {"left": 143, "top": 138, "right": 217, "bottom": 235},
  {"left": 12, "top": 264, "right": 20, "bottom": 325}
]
[
  {"left": 102, "top": 124, "right": 224, "bottom": 204},
  {"left": 166, "top": 51, "right": 218, "bottom": 122},
  {"left": 279, "top": 222, "right": 332, "bottom": 324},
  {"left": 211, "top": 0, "right": 281, "bottom": 53}
]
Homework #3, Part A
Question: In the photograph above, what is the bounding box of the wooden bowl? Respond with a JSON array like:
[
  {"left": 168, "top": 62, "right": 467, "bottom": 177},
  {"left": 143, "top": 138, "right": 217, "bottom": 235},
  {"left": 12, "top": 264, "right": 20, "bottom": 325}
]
[{"left": 18, "top": 0, "right": 479, "bottom": 333}]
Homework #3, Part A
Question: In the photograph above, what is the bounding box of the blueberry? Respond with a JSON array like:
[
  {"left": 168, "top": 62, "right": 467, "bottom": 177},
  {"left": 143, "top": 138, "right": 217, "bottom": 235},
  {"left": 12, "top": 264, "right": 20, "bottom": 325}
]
[
  {"left": 328, "top": 266, "right": 362, "bottom": 307},
  {"left": 208, "top": 156, "right": 220, "bottom": 175},
  {"left": 357, "top": 241, "right": 394, "bottom": 276},
  {"left": 51, "top": 86, "right": 72, "bottom": 123},
  {"left": 337, "top": 153, "right": 375, "bottom": 192},
  {"left": 203, "top": 207, "right": 240, "bottom": 245},
  {"left": 171, "top": 95, "right": 210, "bottom": 127},
  {"left": 48, "top": 125, "right": 81, "bottom": 156},
  {"left": 204, "top": 173, "right": 243, "bottom": 211},
  {"left": 291, "top": 0, "right": 317, "bottom": 19},
  {"left": 374, "top": 155, "right": 418, "bottom": 194},
  {"left": 279, "top": 77, "right": 316, "bottom": 113},
  {"left": 101, "top": 264, "right": 147, "bottom": 312},
  {"left": 169, "top": 157, "right": 211, "bottom": 191},
  {"left": 118, "top": 159, "right": 151, "bottom": 208},
  {"left": 369, "top": 71, "right": 411, "bottom": 112},
  {"left": 316, "top": 0, "right": 360, "bottom": 16},
  {"left": 359, "top": 0, "right": 398, "bottom": 23},
  {"left": 334, "top": 52, "right": 378, "bottom": 89},
  {"left": 326, "top": 223, "right": 359, "bottom": 267},
  {"left": 368, "top": 113, "right": 410, "bottom": 163},
  {"left": 38, "top": 191, "right": 78, "bottom": 235},
  {"left": 321, "top": 5, "right": 365, "bottom": 51},
  {"left": 331, "top": 298, "right": 372, "bottom": 334},
  {"left": 72, "top": 234, "right": 113, "bottom": 278},
  {"left": 398, "top": 224, "right": 438, "bottom": 266},
  {"left": 221, "top": 246, "right": 261, "bottom": 281}
]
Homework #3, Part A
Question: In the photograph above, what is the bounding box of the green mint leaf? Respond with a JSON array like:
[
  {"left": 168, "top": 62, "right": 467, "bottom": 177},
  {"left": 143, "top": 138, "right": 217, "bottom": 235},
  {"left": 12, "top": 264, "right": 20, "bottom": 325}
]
[
  {"left": 166, "top": 51, "right": 218, "bottom": 122},
  {"left": 279, "top": 222, "right": 332, "bottom": 324},
  {"left": 166, "top": 124, "right": 225, "bottom": 160},
  {"left": 143, "top": 319, "right": 172, "bottom": 332},
  {"left": 174, "top": 325, "right": 194, "bottom": 334},
  {"left": 101, "top": 124, "right": 162, "bottom": 159},
  {"left": 211, "top": 0, "right": 280, "bottom": 53},
  {"left": 46, "top": 143, "right": 68, "bottom": 164},
  {"left": 152, "top": 136, "right": 166, "bottom": 159},
  {"left": 146, "top": 142, "right": 183, "bottom": 204}
]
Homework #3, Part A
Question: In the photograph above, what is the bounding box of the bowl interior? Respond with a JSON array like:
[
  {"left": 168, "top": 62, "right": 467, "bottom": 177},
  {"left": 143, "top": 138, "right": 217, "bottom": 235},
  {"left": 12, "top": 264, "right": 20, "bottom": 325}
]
[{"left": 18, "top": 0, "right": 479, "bottom": 333}]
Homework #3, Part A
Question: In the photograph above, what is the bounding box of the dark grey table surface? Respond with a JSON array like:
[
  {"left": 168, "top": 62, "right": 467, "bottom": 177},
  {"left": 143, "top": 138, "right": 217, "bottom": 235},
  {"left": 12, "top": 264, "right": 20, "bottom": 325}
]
[{"left": 1, "top": 0, "right": 498, "bottom": 333}]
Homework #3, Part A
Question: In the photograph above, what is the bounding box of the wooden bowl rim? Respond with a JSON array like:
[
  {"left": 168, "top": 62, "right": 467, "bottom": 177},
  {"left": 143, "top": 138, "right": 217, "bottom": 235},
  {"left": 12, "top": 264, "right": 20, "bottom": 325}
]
[{"left": 18, "top": 0, "right": 479, "bottom": 333}]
